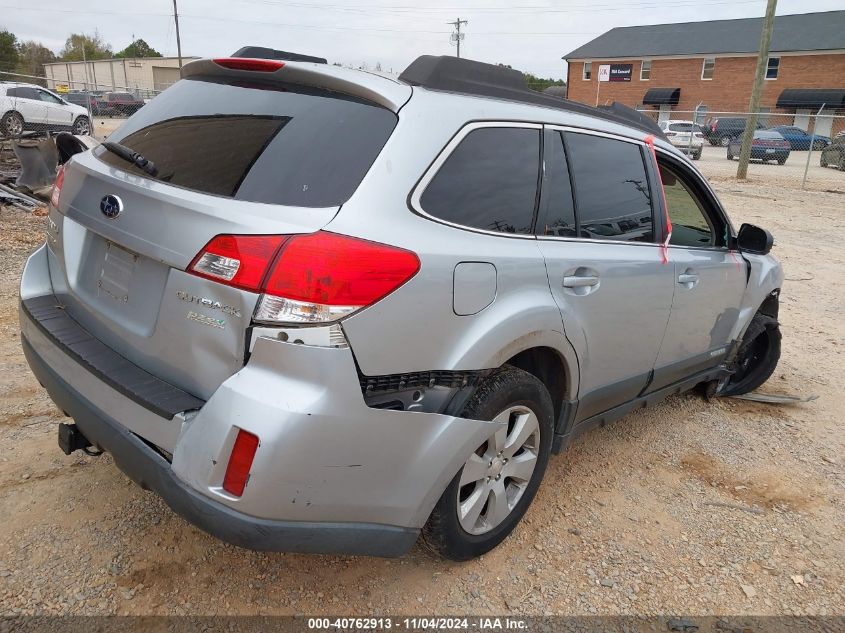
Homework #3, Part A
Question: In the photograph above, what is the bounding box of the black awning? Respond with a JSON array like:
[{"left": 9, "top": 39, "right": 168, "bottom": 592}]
[
  {"left": 776, "top": 89, "right": 845, "bottom": 109},
  {"left": 642, "top": 88, "right": 680, "bottom": 106}
]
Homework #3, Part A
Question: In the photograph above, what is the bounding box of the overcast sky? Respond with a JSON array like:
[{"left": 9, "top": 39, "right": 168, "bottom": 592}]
[{"left": 3, "top": 0, "right": 843, "bottom": 80}]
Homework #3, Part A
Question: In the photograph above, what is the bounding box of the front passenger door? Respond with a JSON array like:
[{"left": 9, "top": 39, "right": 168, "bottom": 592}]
[
  {"left": 649, "top": 156, "right": 746, "bottom": 392},
  {"left": 37, "top": 89, "right": 74, "bottom": 127}
]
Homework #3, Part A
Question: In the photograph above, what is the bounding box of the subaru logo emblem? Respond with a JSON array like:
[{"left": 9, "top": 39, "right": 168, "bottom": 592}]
[{"left": 100, "top": 194, "right": 123, "bottom": 219}]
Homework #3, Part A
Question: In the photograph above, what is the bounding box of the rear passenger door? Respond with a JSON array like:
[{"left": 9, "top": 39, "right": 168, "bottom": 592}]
[
  {"left": 536, "top": 129, "right": 675, "bottom": 422},
  {"left": 6, "top": 87, "right": 47, "bottom": 126}
]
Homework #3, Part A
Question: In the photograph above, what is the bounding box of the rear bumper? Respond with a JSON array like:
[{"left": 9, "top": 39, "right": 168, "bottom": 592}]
[
  {"left": 749, "top": 149, "right": 789, "bottom": 160},
  {"left": 20, "top": 244, "right": 499, "bottom": 556},
  {"left": 22, "top": 334, "right": 417, "bottom": 556}
]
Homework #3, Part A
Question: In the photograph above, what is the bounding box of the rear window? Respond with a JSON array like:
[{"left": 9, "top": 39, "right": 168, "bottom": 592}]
[
  {"left": 419, "top": 127, "right": 540, "bottom": 235},
  {"left": 95, "top": 76, "right": 397, "bottom": 207},
  {"left": 668, "top": 123, "right": 693, "bottom": 132}
]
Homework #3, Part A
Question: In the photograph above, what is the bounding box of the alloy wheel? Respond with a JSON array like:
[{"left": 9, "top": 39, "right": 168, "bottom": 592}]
[
  {"left": 456, "top": 405, "right": 540, "bottom": 535},
  {"left": 5, "top": 114, "right": 22, "bottom": 137},
  {"left": 74, "top": 118, "right": 90, "bottom": 135}
]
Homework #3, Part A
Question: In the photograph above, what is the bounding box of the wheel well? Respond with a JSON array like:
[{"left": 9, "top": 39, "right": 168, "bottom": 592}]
[
  {"left": 2, "top": 109, "right": 22, "bottom": 120},
  {"left": 504, "top": 347, "right": 567, "bottom": 423},
  {"left": 758, "top": 289, "right": 780, "bottom": 319}
]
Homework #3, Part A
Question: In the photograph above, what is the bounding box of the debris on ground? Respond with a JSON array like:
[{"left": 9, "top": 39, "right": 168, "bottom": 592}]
[{"left": 728, "top": 392, "right": 819, "bottom": 405}]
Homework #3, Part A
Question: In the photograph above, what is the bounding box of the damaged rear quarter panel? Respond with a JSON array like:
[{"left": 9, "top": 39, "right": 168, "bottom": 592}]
[{"left": 170, "top": 335, "right": 504, "bottom": 529}]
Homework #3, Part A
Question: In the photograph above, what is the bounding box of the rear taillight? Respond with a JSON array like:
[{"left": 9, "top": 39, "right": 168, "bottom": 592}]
[
  {"left": 189, "top": 234, "right": 287, "bottom": 291},
  {"left": 222, "top": 429, "right": 259, "bottom": 497},
  {"left": 188, "top": 231, "right": 420, "bottom": 325},
  {"left": 50, "top": 165, "right": 65, "bottom": 208},
  {"left": 694, "top": 132, "right": 703, "bottom": 138},
  {"left": 665, "top": 131, "right": 677, "bottom": 137},
  {"left": 213, "top": 57, "right": 285, "bottom": 72}
]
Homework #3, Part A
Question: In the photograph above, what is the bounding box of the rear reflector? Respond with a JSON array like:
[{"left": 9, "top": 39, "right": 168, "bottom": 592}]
[
  {"left": 222, "top": 429, "right": 259, "bottom": 497},
  {"left": 189, "top": 231, "right": 420, "bottom": 325},
  {"left": 213, "top": 58, "right": 285, "bottom": 72},
  {"left": 50, "top": 164, "right": 65, "bottom": 208}
]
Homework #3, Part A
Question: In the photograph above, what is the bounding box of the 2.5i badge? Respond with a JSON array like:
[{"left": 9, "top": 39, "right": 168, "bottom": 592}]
[{"left": 186, "top": 311, "right": 226, "bottom": 330}]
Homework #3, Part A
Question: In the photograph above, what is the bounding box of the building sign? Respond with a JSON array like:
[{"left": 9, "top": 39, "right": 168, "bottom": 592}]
[
  {"left": 608, "top": 64, "right": 633, "bottom": 82},
  {"left": 598, "top": 64, "right": 632, "bottom": 82},
  {"left": 54, "top": 83, "right": 70, "bottom": 93}
]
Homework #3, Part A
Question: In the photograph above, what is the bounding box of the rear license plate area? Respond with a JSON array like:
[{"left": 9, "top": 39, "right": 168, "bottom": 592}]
[{"left": 98, "top": 242, "right": 138, "bottom": 303}]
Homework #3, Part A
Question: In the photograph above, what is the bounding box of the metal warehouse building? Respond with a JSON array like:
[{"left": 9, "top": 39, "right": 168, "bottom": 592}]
[
  {"left": 563, "top": 10, "right": 845, "bottom": 137},
  {"left": 43, "top": 56, "right": 198, "bottom": 98}
]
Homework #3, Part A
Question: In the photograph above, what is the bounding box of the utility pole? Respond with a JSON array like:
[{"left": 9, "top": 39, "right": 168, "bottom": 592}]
[
  {"left": 737, "top": 0, "right": 777, "bottom": 179},
  {"left": 173, "top": 0, "right": 183, "bottom": 67},
  {"left": 447, "top": 18, "right": 468, "bottom": 58}
]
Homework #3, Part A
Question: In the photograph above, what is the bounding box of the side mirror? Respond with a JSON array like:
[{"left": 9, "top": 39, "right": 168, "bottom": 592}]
[{"left": 737, "top": 223, "right": 773, "bottom": 255}]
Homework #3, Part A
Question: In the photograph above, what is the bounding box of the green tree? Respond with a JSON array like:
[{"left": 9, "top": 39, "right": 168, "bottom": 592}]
[
  {"left": 60, "top": 32, "right": 113, "bottom": 61},
  {"left": 115, "top": 38, "right": 162, "bottom": 59},
  {"left": 16, "top": 40, "right": 57, "bottom": 86},
  {"left": 524, "top": 73, "right": 566, "bottom": 93},
  {"left": 0, "top": 29, "right": 20, "bottom": 80}
]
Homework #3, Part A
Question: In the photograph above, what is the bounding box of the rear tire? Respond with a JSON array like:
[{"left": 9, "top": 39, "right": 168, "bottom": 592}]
[
  {"left": 1, "top": 111, "right": 24, "bottom": 137},
  {"left": 692, "top": 150, "right": 701, "bottom": 160},
  {"left": 726, "top": 150, "right": 734, "bottom": 160},
  {"left": 421, "top": 366, "right": 554, "bottom": 561},
  {"left": 777, "top": 158, "right": 786, "bottom": 165},
  {"left": 820, "top": 155, "right": 828, "bottom": 167},
  {"left": 719, "top": 314, "right": 781, "bottom": 397}
]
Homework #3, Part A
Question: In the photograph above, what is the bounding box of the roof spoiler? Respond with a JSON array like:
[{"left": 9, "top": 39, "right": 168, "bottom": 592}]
[
  {"left": 231, "top": 46, "right": 327, "bottom": 64},
  {"left": 399, "top": 55, "right": 666, "bottom": 138}
]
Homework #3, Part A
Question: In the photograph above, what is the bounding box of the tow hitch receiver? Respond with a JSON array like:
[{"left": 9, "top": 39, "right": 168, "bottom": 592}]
[{"left": 58, "top": 423, "right": 97, "bottom": 456}]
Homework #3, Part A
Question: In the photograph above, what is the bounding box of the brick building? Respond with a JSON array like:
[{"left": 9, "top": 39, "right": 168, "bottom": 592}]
[{"left": 563, "top": 11, "right": 845, "bottom": 137}]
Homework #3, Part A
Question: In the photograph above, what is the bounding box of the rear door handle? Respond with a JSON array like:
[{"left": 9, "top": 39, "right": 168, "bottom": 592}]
[
  {"left": 678, "top": 274, "right": 699, "bottom": 284},
  {"left": 563, "top": 275, "right": 600, "bottom": 288}
]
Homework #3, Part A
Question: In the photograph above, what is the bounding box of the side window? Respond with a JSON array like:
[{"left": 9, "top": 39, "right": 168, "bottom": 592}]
[
  {"left": 37, "top": 90, "right": 63, "bottom": 104},
  {"left": 564, "top": 132, "right": 654, "bottom": 242},
  {"left": 7, "top": 87, "right": 38, "bottom": 100},
  {"left": 420, "top": 127, "right": 540, "bottom": 235},
  {"left": 659, "top": 163, "right": 716, "bottom": 248},
  {"left": 536, "top": 131, "right": 575, "bottom": 237}
]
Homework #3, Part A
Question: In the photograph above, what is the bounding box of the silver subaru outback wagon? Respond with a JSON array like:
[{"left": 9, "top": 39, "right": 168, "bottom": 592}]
[{"left": 19, "top": 53, "right": 783, "bottom": 560}]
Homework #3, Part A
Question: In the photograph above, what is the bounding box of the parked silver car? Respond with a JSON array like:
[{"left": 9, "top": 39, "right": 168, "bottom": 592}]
[{"left": 20, "top": 53, "right": 783, "bottom": 560}]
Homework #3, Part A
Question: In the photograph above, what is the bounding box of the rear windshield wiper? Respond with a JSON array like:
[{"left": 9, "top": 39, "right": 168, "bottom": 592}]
[{"left": 101, "top": 141, "right": 159, "bottom": 177}]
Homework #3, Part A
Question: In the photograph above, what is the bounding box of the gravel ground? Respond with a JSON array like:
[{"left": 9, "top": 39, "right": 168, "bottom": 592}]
[{"left": 0, "top": 153, "right": 843, "bottom": 617}]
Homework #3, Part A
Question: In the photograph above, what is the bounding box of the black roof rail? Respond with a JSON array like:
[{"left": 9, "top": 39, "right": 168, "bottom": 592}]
[
  {"left": 231, "top": 46, "right": 327, "bottom": 64},
  {"left": 398, "top": 55, "right": 664, "bottom": 138}
]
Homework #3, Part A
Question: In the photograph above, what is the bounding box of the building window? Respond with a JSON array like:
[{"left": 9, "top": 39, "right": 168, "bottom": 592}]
[
  {"left": 583, "top": 62, "right": 592, "bottom": 81},
  {"left": 766, "top": 56, "right": 780, "bottom": 80},
  {"left": 701, "top": 58, "right": 715, "bottom": 80},
  {"left": 640, "top": 59, "right": 651, "bottom": 81}
]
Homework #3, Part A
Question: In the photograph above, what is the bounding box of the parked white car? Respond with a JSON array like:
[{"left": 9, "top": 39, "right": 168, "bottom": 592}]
[
  {"left": 1, "top": 83, "right": 91, "bottom": 137},
  {"left": 659, "top": 120, "right": 704, "bottom": 160}
]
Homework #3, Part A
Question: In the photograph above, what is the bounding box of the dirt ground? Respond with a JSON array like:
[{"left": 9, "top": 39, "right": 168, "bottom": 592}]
[{"left": 0, "top": 150, "right": 843, "bottom": 617}]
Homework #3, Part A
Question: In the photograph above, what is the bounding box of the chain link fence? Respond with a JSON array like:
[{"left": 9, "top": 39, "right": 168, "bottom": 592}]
[{"left": 634, "top": 107, "right": 845, "bottom": 186}]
